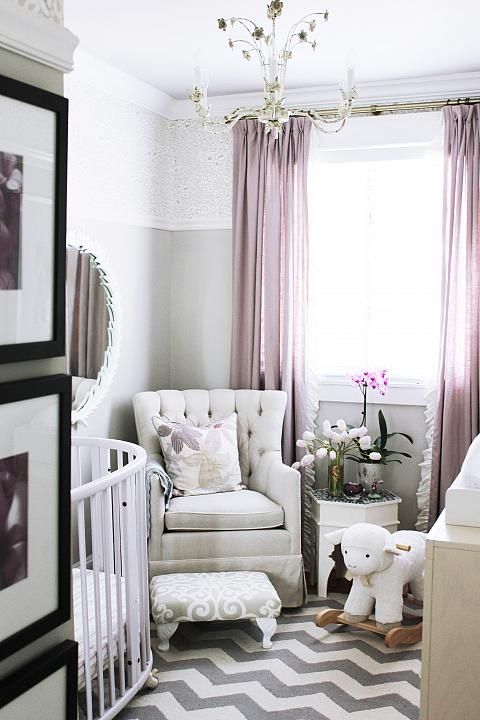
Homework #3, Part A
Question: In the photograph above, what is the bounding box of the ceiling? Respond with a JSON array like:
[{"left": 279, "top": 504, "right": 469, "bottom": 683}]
[{"left": 64, "top": 0, "right": 480, "bottom": 100}]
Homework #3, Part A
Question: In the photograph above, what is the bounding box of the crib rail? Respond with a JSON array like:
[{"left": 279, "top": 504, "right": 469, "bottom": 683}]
[{"left": 71, "top": 437, "right": 151, "bottom": 720}]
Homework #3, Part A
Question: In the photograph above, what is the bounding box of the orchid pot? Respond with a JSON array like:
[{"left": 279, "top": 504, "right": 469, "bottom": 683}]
[{"left": 357, "top": 462, "right": 384, "bottom": 495}]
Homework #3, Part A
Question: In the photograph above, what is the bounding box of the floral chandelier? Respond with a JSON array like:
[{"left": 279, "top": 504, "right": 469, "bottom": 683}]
[{"left": 190, "top": 0, "right": 357, "bottom": 136}]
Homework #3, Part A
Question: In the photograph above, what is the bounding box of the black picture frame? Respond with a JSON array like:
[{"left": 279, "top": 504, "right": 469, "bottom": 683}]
[
  {"left": 0, "top": 374, "right": 71, "bottom": 661},
  {"left": 0, "top": 640, "right": 77, "bottom": 719},
  {"left": 0, "top": 73, "right": 68, "bottom": 364}
]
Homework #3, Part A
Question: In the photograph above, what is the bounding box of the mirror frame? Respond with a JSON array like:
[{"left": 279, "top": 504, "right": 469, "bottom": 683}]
[{"left": 67, "top": 229, "right": 120, "bottom": 426}]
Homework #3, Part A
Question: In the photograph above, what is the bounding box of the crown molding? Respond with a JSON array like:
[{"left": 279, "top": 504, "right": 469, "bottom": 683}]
[
  {"left": 69, "top": 50, "right": 175, "bottom": 116},
  {"left": 70, "top": 51, "right": 480, "bottom": 121},
  {"left": 0, "top": 0, "right": 78, "bottom": 72}
]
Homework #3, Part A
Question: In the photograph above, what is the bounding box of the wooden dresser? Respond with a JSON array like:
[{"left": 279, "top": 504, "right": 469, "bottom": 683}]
[{"left": 420, "top": 511, "right": 480, "bottom": 719}]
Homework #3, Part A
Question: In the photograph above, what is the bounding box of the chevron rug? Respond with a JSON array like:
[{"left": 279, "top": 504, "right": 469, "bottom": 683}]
[{"left": 117, "top": 595, "right": 421, "bottom": 720}]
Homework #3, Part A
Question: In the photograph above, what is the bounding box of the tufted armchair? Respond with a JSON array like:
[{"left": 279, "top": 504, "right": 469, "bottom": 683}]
[{"left": 133, "top": 389, "right": 304, "bottom": 607}]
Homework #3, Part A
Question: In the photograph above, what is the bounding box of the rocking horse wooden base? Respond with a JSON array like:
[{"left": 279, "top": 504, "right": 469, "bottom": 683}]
[{"left": 315, "top": 608, "right": 422, "bottom": 648}]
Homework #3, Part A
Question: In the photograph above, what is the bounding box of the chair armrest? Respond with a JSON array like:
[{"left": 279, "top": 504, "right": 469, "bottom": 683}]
[
  {"left": 252, "top": 451, "right": 301, "bottom": 555},
  {"left": 147, "top": 453, "right": 166, "bottom": 561}
]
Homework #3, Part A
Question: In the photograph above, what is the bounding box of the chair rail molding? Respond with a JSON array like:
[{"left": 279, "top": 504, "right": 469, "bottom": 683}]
[{"left": 0, "top": 0, "right": 78, "bottom": 72}]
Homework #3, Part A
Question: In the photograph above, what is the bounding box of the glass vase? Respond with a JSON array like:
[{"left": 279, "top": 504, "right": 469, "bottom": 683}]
[
  {"left": 357, "top": 462, "right": 384, "bottom": 497},
  {"left": 328, "top": 460, "right": 344, "bottom": 497}
]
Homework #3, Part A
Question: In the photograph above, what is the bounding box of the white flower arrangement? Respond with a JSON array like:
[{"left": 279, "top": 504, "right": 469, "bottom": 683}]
[{"left": 292, "top": 419, "right": 381, "bottom": 469}]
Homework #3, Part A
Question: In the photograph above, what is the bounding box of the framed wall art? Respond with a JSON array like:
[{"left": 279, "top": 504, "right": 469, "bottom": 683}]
[
  {"left": 0, "top": 73, "right": 68, "bottom": 363},
  {"left": 0, "top": 640, "right": 77, "bottom": 719},
  {"left": 0, "top": 374, "right": 71, "bottom": 661}
]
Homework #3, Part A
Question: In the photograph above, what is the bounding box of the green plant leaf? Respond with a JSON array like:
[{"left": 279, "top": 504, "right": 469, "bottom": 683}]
[
  {"left": 382, "top": 450, "right": 412, "bottom": 458},
  {"left": 385, "top": 458, "right": 402, "bottom": 464},
  {"left": 386, "top": 431, "right": 414, "bottom": 444},
  {"left": 378, "top": 409, "right": 388, "bottom": 448}
]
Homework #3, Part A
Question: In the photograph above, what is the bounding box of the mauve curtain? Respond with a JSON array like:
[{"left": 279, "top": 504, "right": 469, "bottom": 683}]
[
  {"left": 230, "top": 118, "right": 311, "bottom": 464},
  {"left": 66, "top": 246, "right": 108, "bottom": 380},
  {"left": 429, "top": 105, "right": 480, "bottom": 526}
]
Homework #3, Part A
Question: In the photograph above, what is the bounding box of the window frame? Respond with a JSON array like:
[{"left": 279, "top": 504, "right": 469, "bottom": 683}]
[{"left": 307, "top": 112, "right": 443, "bottom": 407}]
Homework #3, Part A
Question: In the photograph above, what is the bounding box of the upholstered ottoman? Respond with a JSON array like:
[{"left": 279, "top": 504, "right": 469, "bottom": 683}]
[{"left": 150, "top": 571, "right": 281, "bottom": 650}]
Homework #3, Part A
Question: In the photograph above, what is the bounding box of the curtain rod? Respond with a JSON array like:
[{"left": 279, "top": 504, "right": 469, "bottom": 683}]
[{"left": 304, "top": 95, "right": 480, "bottom": 118}]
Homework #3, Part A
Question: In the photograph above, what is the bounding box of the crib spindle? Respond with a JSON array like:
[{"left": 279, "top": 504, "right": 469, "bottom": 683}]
[
  {"left": 101, "top": 487, "right": 116, "bottom": 708},
  {"left": 91, "top": 492, "right": 106, "bottom": 718},
  {"left": 112, "top": 482, "right": 126, "bottom": 697},
  {"left": 77, "top": 498, "right": 94, "bottom": 720},
  {"left": 119, "top": 477, "right": 141, "bottom": 689},
  {"left": 135, "top": 467, "right": 149, "bottom": 669}
]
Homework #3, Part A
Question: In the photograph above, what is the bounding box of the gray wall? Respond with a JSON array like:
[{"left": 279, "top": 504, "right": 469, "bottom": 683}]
[
  {"left": 170, "top": 229, "right": 232, "bottom": 390},
  {"left": 72, "top": 220, "right": 172, "bottom": 441},
  {"left": 0, "top": 47, "right": 74, "bottom": 683}
]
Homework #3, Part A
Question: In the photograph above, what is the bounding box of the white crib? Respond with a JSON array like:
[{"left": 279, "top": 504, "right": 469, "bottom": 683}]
[{"left": 71, "top": 437, "right": 155, "bottom": 720}]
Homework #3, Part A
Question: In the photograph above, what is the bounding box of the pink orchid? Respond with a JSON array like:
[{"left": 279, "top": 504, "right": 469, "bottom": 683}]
[{"left": 350, "top": 368, "right": 389, "bottom": 426}]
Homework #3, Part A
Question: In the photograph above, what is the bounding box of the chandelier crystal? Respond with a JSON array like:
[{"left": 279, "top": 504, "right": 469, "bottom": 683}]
[{"left": 190, "top": 0, "right": 357, "bottom": 136}]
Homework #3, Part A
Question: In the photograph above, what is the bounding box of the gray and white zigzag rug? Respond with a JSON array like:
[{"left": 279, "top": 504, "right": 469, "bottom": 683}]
[{"left": 118, "top": 595, "right": 420, "bottom": 720}]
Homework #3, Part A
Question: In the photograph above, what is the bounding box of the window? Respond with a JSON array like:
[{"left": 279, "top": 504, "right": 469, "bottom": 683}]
[{"left": 307, "top": 116, "right": 443, "bottom": 385}]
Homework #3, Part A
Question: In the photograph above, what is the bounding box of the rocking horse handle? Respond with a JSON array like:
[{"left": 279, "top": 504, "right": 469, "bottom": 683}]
[{"left": 395, "top": 543, "right": 411, "bottom": 551}]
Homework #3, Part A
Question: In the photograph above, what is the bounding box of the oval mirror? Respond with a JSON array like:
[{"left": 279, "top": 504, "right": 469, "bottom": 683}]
[{"left": 66, "top": 230, "right": 119, "bottom": 426}]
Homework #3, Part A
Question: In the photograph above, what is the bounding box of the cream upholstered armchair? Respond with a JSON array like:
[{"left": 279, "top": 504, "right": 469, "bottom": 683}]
[{"left": 133, "top": 388, "right": 304, "bottom": 607}]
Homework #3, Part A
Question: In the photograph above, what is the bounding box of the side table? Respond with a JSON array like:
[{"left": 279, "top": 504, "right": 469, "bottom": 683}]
[{"left": 309, "top": 489, "right": 401, "bottom": 598}]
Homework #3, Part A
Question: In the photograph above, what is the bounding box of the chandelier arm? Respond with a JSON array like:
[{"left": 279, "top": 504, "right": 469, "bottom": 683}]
[
  {"left": 229, "top": 17, "right": 265, "bottom": 51},
  {"left": 224, "top": 113, "right": 250, "bottom": 129},
  {"left": 227, "top": 17, "right": 269, "bottom": 68},
  {"left": 313, "top": 118, "right": 347, "bottom": 134},
  {"left": 224, "top": 106, "right": 267, "bottom": 123},
  {"left": 203, "top": 118, "right": 230, "bottom": 129},
  {"left": 289, "top": 39, "right": 317, "bottom": 51},
  {"left": 229, "top": 17, "right": 258, "bottom": 31},
  {"left": 221, "top": 106, "right": 349, "bottom": 135},
  {"left": 288, "top": 108, "right": 350, "bottom": 126},
  {"left": 230, "top": 39, "right": 267, "bottom": 71},
  {"left": 284, "top": 13, "right": 326, "bottom": 52}
]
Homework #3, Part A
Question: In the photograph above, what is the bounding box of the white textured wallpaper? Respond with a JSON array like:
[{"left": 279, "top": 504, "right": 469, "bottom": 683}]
[
  {"left": 66, "top": 77, "right": 233, "bottom": 229},
  {"left": 166, "top": 120, "right": 232, "bottom": 224},
  {"left": 13, "top": 0, "right": 63, "bottom": 23}
]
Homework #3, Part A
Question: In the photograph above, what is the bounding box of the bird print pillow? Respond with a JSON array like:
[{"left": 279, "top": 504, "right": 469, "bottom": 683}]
[{"left": 151, "top": 413, "right": 243, "bottom": 496}]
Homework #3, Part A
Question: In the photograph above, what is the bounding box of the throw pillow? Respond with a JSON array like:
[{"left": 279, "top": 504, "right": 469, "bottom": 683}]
[{"left": 151, "top": 413, "right": 243, "bottom": 496}]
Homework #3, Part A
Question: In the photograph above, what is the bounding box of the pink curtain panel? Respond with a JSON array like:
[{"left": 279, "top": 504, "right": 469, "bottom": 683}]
[
  {"left": 230, "top": 118, "right": 311, "bottom": 464},
  {"left": 430, "top": 105, "right": 480, "bottom": 526}
]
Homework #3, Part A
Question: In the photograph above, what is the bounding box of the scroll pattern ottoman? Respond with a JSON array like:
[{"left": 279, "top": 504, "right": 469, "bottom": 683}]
[{"left": 150, "top": 571, "right": 282, "bottom": 650}]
